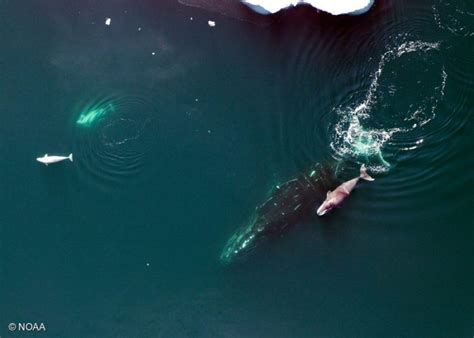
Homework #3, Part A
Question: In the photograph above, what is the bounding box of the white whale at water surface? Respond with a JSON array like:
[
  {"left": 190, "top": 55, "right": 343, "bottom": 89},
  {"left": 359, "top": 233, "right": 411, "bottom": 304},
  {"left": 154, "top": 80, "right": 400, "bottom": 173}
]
[
  {"left": 242, "top": 0, "right": 375, "bottom": 15},
  {"left": 36, "top": 153, "right": 73, "bottom": 166}
]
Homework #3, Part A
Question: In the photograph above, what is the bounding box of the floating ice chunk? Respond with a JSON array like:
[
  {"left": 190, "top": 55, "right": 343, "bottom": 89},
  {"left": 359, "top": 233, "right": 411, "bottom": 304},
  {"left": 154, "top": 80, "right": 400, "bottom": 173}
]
[
  {"left": 151, "top": 51, "right": 156, "bottom": 56},
  {"left": 242, "top": 0, "right": 374, "bottom": 15},
  {"left": 105, "top": 17, "right": 111, "bottom": 25},
  {"left": 208, "top": 20, "right": 216, "bottom": 27}
]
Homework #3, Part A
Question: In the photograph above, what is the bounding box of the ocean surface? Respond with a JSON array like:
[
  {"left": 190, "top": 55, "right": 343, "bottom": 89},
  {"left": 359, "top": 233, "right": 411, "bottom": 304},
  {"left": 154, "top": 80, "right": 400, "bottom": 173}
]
[{"left": 0, "top": 0, "right": 473, "bottom": 337}]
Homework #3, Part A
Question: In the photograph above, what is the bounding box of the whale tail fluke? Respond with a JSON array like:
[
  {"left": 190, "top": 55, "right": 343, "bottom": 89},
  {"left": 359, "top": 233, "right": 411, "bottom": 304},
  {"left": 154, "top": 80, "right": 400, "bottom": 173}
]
[
  {"left": 360, "top": 164, "right": 374, "bottom": 181},
  {"left": 68, "top": 153, "right": 73, "bottom": 162}
]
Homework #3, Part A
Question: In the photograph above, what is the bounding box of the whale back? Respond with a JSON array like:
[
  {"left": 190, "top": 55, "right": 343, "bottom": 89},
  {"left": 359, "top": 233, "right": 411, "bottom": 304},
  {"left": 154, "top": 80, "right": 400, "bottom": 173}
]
[{"left": 220, "top": 162, "right": 339, "bottom": 263}]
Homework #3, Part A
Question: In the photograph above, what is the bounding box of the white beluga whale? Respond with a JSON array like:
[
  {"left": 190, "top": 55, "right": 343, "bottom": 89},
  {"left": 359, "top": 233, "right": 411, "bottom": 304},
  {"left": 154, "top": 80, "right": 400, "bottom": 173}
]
[
  {"left": 36, "top": 153, "right": 73, "bottom": 166},
  {"left": 316, "top": 164, "right": 374, "bottom": 216}
]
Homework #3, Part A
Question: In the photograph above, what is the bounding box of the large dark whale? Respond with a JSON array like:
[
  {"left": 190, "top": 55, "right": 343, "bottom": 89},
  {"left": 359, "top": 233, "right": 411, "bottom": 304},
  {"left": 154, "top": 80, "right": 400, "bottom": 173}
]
[{"left": 220, "top": 161, "right": 350, "bottom": 263}]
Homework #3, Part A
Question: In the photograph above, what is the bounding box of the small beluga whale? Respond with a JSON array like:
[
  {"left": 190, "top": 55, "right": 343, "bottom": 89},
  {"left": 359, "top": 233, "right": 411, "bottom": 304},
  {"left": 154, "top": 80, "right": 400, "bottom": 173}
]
[
  {"left": 36, "top": 153, "right": 73, "bottom": 166},
  {"left": 220, "top": 162, "right": 338, "bottom": 264},
  {"left": 316, "top": 164, "right": 374, "bottom": 216}
]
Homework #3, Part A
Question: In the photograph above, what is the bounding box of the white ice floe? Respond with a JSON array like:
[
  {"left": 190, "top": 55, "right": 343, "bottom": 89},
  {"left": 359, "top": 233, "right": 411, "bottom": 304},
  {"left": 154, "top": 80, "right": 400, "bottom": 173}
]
[
  {"left": 208, "top": 20, "right": 216, "bottom": 27},
  {"left": 105, "top": 17, "right": 111, "bottom": 25},
  {"left": 242, "top": 0, "right": 374, "bottom": 15}
]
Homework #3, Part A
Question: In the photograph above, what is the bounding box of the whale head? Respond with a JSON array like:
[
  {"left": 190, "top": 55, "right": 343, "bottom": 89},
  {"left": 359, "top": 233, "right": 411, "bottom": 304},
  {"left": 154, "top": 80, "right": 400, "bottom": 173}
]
[{"left": 316, "top": 199, "right": 336, "bottom": 216}]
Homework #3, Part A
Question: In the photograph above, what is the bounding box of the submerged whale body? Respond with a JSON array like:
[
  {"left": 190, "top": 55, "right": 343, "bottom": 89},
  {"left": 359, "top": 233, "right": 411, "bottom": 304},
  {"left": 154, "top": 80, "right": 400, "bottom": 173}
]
[{"left": 220, "top": 162, "right": 343, "bottom": 263}]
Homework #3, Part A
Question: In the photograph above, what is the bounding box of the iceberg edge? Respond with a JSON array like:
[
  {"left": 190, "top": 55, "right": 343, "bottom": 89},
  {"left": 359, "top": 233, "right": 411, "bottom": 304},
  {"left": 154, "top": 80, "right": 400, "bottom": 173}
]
[{"left": 242, "top": 0, "right": 375, "bottom": 16}]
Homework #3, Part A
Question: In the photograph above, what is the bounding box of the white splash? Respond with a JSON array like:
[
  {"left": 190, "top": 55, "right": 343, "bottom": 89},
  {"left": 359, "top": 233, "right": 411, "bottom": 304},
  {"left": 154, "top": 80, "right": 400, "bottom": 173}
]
[
  {"left": 355, "top": 41, "right": 441, "bottom": 118},
  {"left": 432, "top": 2, "right": 474, "bottom": 37},
  {"left": 242, "top": 0, "right": 374, "bottom": 15},
  {"left": 330, "top": 40, "right": 444, "bottom": 172}
]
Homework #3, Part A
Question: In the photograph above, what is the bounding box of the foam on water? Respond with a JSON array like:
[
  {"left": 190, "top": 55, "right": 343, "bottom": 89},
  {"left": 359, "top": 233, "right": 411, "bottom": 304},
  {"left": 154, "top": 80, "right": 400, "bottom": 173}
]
[
  {"left": 433, "top": 0, "right": 474, "bottom": 37},
  {"left": 101, "top": 118, "right": 147, "bottom": 147},
  {"left": 330, "top": 40, "right": 445, "bottom": 173}
]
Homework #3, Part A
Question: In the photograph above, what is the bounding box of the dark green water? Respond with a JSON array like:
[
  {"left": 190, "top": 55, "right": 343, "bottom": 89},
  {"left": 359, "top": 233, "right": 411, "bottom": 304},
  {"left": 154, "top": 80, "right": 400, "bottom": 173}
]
[{"left": 1, "top": 0, "right": 473, "bottom": 337}]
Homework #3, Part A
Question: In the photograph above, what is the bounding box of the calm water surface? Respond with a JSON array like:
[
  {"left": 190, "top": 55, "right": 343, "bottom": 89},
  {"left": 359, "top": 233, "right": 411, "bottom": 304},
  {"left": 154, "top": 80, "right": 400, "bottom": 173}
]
[{"left": 0, "top": 0, "right": 473, "bottom": 337}]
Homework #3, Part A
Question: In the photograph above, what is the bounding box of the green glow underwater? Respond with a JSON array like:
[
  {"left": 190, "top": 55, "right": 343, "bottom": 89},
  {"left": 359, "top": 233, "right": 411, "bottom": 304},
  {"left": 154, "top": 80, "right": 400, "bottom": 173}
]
[
  {"left": 76, "top": 103, "right": 115, "bottom": 127},
  {"left": 351, "top": 132, "right": 390, "bottom": 167}
]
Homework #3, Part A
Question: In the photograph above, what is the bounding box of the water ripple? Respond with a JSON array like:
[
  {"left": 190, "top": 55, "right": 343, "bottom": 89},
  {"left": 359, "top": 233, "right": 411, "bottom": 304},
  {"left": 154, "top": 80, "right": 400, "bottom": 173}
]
[
  {"left": 433, "top": 0, "right": 474, "bottom": 37},
  {"left": 73, "top": 93, "right": 158, "bottom": 191},
  {"left": 329, "top": 39, "right": 447, "bottom": 172}
]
